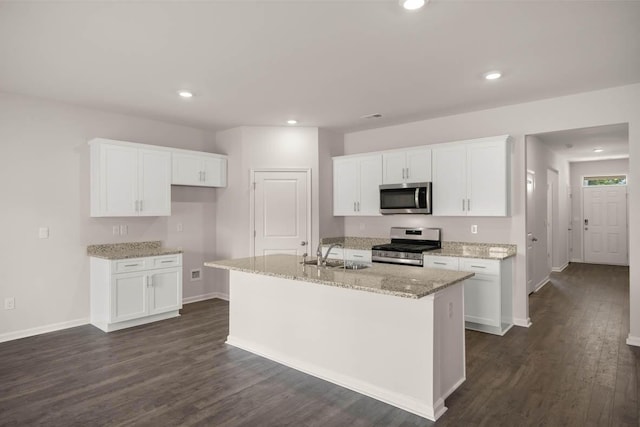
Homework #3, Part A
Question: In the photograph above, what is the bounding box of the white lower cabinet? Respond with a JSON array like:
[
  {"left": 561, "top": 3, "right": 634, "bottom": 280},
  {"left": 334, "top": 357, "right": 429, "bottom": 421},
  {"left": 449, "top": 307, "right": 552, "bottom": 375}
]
[
  {"left": 424, "top": 254, "right": 513, "bottom": 336},
  {"left": 90, "top": 254, "right": 183, "bottom": 332}
]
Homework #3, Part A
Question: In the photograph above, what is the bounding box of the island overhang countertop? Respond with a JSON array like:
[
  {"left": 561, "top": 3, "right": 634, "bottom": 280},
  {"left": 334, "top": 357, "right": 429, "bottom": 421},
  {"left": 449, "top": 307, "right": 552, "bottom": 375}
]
[{"left": 204, "top": 254, "right": 473, "bottom": 299}]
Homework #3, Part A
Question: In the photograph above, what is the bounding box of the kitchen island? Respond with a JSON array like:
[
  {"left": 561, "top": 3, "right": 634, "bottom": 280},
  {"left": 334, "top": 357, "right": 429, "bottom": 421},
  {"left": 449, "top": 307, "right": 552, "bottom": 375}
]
[{"left": 204, "top": 254, "right": 473, "bottom": 421}]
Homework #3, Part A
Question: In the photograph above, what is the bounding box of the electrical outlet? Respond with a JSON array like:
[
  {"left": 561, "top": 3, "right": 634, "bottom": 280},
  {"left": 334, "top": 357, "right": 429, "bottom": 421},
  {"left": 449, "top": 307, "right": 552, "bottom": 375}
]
[
  {"left": 190, "top": 269, "right": 202, "bottom": 281},
  {"left": 471, "top": 224, "right": 478, "bottom": 234},
  {"left": 4, "top": 297, "right": 15, "bottom": 310},
  {"left": 38, "top": 227, "right": 49, "bottom": 239},
  {"left": 120, "top": 225, "right": 128, "bottom": 235},
  {"left": 112, "top": 226, "right": 120, "bottom": 236},
  {"left": 177, "top": 223, "right": 183, "bottom": 232}
]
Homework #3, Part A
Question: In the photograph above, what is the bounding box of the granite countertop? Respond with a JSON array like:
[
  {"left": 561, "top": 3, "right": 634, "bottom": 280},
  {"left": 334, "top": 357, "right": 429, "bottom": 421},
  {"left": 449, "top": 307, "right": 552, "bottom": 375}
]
[
  {"left": 427, "top": 242, "right": 517, "bottom": 260},
  {"left": 204, "top": 254, "right": 473, "bottom": 299},
  {"left": 321, "top": 236, "right": 390, "bottom": 250},
  {"left": 322, "top": 236, "right": 517, "bottom": 260},
  {"left": 87, "top": 241, "right": 182, "bottom": 260}
]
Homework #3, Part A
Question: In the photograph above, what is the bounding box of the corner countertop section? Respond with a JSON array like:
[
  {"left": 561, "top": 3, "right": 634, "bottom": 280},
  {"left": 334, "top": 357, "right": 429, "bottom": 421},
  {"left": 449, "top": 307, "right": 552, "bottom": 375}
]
[
  {"left": 87, "top": 241, "right": 182, "bottom": 260},
  {"left": 204, "top": 254, "right": 473, "bottom": 299},
  {"left": 427, "top": 242, "right": 517, "bottom": 260}
]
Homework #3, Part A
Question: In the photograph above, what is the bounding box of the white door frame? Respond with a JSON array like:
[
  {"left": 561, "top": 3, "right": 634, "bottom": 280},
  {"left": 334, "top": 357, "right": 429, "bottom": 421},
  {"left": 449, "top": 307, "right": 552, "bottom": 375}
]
[
  {"left": 546, "top": 168, "right": 558, "bottom": 273},
  {"left": 249, "top": 168, "right": 312, "bottom": 258}
]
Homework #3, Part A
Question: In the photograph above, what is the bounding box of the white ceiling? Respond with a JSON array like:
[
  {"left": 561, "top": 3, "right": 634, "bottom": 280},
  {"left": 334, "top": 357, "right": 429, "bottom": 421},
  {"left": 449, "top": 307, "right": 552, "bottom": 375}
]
[
  {"left": 535, "top": 123, "right": 629, "bottom": 162},
  {"left": 1, "top": 1, "right": 639, "bottom": 133}
]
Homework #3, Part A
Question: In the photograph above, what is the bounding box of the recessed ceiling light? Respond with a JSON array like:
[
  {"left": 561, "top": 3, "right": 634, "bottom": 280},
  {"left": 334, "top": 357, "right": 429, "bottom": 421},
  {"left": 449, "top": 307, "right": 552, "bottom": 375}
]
[
  {"left": 178, "top": 91, "right": 193, "bottom": 98},
  {"left": 287, "top": 119, "right": 298, "bottom": 125},
  {"left": 400, "top": 0, "right": 426, "bottom": 11},
  {"left": 593, "top": 148, "right": 604, "bottom": 153},
  {"left": 484, "top": 71, "right": 502, "bottom": 80}
]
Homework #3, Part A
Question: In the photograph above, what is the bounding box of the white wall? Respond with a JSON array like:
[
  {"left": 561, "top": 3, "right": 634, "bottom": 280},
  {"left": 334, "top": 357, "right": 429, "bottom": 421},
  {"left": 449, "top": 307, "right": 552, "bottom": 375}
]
[
  {"left": 569, "top": 158, "right": 629, "bottom": 262},
  {"left": 318, "top": 129, "right": 344, "bottom": 238},
  {"left": 211, "top": 126, "right": 320, "bottom": 297},
  {"left": 526, "top": 135, "right": 570, "bottom": 289},
  {"left": 343, "top": 83, "right": 640, "bottom": 336},
  {"left": 0, "top": 91, "right": 220, "bottom": 338}
]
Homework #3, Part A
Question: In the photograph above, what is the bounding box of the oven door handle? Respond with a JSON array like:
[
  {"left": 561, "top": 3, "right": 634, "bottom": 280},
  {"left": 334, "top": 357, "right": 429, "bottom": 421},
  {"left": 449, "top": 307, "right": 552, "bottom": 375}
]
[{"left": 415, "top": 187, "right": 420, "bottom": 209}]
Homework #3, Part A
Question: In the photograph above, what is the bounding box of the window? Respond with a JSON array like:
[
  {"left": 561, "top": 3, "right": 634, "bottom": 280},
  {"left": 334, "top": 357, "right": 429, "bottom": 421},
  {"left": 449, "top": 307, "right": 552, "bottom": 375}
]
[{"left": 582, "top": 175, "right": 627, "bottom": 187}]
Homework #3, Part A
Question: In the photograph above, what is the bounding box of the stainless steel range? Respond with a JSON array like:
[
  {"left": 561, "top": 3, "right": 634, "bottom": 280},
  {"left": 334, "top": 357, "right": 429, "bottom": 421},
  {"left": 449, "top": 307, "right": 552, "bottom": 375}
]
[{"left": 371, "top": 227, "right": 441, "bottom": 267}]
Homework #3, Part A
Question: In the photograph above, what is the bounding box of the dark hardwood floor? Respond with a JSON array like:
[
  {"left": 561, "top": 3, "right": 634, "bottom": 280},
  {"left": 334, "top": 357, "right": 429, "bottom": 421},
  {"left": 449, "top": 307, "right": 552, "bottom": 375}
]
[{"left": 1, "top": 263, "right": 638, "bottom": 426}]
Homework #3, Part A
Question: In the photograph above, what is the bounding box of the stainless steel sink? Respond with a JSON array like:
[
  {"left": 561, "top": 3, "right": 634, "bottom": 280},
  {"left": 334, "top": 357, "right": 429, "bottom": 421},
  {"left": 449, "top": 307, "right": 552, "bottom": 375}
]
[
  {"left": 300, "top": 259, "right": 344, "bottom": 268},
  {"left": 343, "top": 263, "right": 369, "bottom": 270},
  {"left": 301, "top": 259, "right": 369, "bottom": 269}
]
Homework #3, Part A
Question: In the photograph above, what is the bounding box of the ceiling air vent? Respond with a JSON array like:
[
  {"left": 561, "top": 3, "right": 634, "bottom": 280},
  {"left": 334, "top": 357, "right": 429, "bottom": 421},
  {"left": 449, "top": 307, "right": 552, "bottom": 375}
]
[{"left": 361, "top": 113, "right": 383, "bottom": 119}]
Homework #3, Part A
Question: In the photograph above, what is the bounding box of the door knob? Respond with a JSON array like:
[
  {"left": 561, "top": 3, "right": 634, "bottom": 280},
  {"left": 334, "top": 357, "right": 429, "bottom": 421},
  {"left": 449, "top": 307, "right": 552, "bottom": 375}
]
[
  {"left": 300, "top": 241, "right": 307, "bottom": 246},
  {"left": 532, "top": 237, "right": 538, "bottom": 242}
]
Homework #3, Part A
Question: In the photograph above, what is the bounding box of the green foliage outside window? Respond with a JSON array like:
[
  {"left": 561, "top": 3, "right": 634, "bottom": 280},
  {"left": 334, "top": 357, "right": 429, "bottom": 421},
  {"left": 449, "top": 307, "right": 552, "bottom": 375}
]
[{"left": 583, "top": 175, "right": 627, "bottom": 186}]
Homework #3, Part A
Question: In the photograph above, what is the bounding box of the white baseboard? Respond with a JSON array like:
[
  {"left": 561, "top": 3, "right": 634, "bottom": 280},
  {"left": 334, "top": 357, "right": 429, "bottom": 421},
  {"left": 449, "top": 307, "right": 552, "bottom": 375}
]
[
  {"left": 513, "top": 317, "right": 532, "bottom": 328},
  {"left": 226, "top": 335, "right": 446, "bottom": 421},
  {"left": 182, "top": 292, "right": 229, "bottom": 304},
  {"left": 570, "top": 258, "right": 582, "bottom": 263},
  {"left": 534, "top": 276, "right": 550, "bottom": 293},
  {"left": 552, "top": 263, "right": 569, "bottom": 273},
  {"left": 0, "top": 318, "right": 89, "bottom": 344},
  {"left": 626, "top": 335, "right": 640, "bottom": 347}
]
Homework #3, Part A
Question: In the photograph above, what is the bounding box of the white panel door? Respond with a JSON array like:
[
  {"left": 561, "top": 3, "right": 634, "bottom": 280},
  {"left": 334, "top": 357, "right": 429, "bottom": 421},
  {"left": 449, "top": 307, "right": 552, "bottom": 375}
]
[
  {"left": 111, "top": 272, "right": 148, "bottom": 323},
  {"left": 405, "top": 148, "right": 432, "bottom": 182},
  {"left": 432, "top": 145, "right": 466, "bottom": 216},
  {"left": 357, "top": 154, "right": 383, "bottom": 215},
  {"left": 101, "top": 144, "right": 138, "bottom": 216},
  {"left": 466, "top": 140, "right": 507, "bottom": 216},
  {"left": 254, "top": 171, "right": 310, "bottom": 258},
  {"left": 584, "top": 186, "right": 628, "bottom": 265},
  {"left": 333, "top": 158, "right": 359, "bottom": 215},
  {"left": 382, "top": 151, "right": 406, "bottom": 184},
  {"left": 138, "top": 149, "right": 171, "bottom": 216},
  {"left": 149, "top": 268, "right": 182, "bottom": 315}
]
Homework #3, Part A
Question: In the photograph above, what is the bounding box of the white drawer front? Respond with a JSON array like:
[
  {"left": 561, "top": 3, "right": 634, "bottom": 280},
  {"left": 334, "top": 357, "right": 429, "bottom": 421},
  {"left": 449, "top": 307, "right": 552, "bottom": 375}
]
[
  {"left": 459, "top": 258, "right": 500, "bottom": 276},
  {"left": 322, "top": 246, "right": 345, "bottom": 260},
  {"left": 149, "top": 254, "right": 182, "bottom": 269},
  {"left": 114, "top": 258, "right": 147, "bottom": 273},
  {"left": 424, "top": 255, "right": 459, "bottom": 270},
  {"left": 346, "top": 249, "right": 372, "bottom": 264}
]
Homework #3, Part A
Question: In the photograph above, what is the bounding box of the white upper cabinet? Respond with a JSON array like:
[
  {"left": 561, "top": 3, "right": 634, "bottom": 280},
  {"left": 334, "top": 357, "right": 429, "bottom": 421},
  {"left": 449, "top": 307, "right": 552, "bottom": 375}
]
[
  {"left": 382, "top": 147, "right": 432, "bottom": 184},
  {"left": 432, "top": 135, "right": 510, "bottom": 217},
  {"left": 172, "top": 151, "right": 227, "bottom": 187},
  {"left": 333, "top": 154, "right": 382, "bottom": 216},
  {"left": 90, "top": 139, "right": 171, "bottom": 217}
]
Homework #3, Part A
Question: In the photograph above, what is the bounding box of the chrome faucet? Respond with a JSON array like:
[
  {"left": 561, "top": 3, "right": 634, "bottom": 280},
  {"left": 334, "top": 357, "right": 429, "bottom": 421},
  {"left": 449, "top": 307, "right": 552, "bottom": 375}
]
[{"left": 317, "top": 242, "right": 343, "bottom": 267}]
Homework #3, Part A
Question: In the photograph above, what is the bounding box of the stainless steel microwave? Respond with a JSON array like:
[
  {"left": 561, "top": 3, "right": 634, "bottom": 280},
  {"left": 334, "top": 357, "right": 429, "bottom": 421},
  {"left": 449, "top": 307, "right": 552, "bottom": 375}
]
[{"left": 379, "top": 182, "right": 432, "bottom": 214}]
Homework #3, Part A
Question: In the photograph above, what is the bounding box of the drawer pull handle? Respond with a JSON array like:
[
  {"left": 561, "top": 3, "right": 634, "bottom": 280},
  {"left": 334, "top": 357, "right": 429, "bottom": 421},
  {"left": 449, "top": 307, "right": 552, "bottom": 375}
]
[
  {"left": 160, "top": 260, "right": 173, "bottom": 263},
  {"left": 434, "top": 262, "right": 446, "bottom": 265},
  {"left": 124, "top": 264, "right": 140, "bottom": 267},
  {"left": 471, "top": 265, "right": 486, "bottom": 269},
  {"left": 352, "top": 255, "right": 364, "bottom": 258}
]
